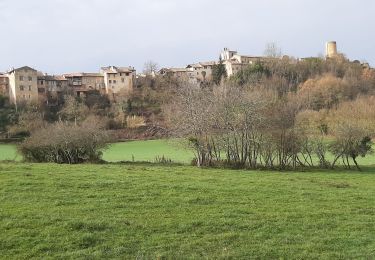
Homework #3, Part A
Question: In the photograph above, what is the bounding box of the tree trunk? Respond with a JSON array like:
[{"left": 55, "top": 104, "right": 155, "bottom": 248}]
[{"left": 352, "top": 156, "right": 361, "bottom": 171}]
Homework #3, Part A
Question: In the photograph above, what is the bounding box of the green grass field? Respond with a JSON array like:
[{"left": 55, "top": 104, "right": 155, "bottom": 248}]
[
  {"left": 0, "top": 144, "right": 21, "bottom": 161},
  {"left": 0, "top": 140, "right": 193, "bottom": 163},
  {"left": 103, "top": 140, "right": 193, "bottom": 163},
  {"left": 1, "top": 140, "right": 375, "bottom": 166},
  {"left": 0, "top": 163, "right": 375, "bottom": 258}
]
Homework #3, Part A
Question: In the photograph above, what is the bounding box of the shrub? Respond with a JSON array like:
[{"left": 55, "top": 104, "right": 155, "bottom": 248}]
[
  {"left": 126, "top": 115, "right": 146, "bottom": 128},
  {"left": 19, "top": 121, "right": 110, "bottom": 164}
]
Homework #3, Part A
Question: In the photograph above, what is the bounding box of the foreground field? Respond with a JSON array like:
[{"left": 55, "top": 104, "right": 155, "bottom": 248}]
[
  {"left": 1, "top": 140, "right": 375, "bottom": 166},
  {"left": 0, "top": 140, "right": 193, "bottom": 163},
  {"left": 103, "top": 140, "right": 193, "bottom": 163},
  {"left": 0, "top": 144, "right": 21, "bottom": 161},
  {"left": 1, "top": 163, "right": 375, "bottom": 258}
]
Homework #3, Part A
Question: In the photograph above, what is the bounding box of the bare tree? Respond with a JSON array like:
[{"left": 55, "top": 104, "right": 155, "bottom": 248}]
[
  {"left": 143, "top": 61, "right": 159, "bottom": 76},
  {"left": 329, "top": 123, "right": 373, "bottom": 171},
  {"left": 264, "top": 42, "right": 282, "bottom": 58},
  {"left": 58, "top": 95, "right": 89, "bottom": 125}
]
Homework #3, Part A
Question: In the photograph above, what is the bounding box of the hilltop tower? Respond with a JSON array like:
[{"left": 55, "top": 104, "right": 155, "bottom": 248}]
[
  {"left": 220, "top": 48, "right": 238, "bottom": 61},
  {"left": 326, "top": 41, "right": 338, "bottom": 58}
]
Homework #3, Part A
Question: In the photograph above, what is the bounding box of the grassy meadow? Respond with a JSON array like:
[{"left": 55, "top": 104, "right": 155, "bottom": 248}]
[
  {"left": 1, "top": 163, "right": 375, "bottom": 258},
  {"left": 1, "top": 140, "right": 375, "bottom": 258},
  {"left": 103, "top": 140, "right": 193, "bottom": 163},
  {"left": 0, "top": 144, "right": 21, "bottom": 161},
  {"left": 0, "top": 140, "right": 193, "bottom": 163},
  {"left": 1, "top": 139, "right": 375, "bottom": 166}
]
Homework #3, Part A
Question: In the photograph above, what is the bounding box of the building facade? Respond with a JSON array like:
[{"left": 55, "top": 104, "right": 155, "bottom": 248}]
[
  {"left": 63, "top": 73, "right": 105, "bottom": 97},
  {"left": 159, "top": 67, "right": 196, "bottom": 83},
  {"left": 7, "top": 66, "right": 38, "bottom": 105},
  {"left": 220, "top": 48, "right": 270, "bottom": 76},
  {"left": 100, "top": 66, "right": 136, "bottom": 98},
  {"left": 186, "top": 61, "right": 217, "bottom": 82},
  {"left": 37, "top": 74, "right": 69, "bottom": 103},
  {"left": 0, "top": 73, "right": 9, "bottom": 96}
]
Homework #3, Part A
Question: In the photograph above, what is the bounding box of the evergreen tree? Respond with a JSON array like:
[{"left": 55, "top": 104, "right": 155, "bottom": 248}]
[{"left": 212, "top": 58, "right": 227, "bottom": 85}]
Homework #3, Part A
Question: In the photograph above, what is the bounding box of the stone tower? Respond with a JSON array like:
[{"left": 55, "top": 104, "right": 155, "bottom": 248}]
[
  {"left": 326, "top": 41, "right": 338, "bottom": 58},
  {"left": 220, "top": 48, "right": 237, "bottom": 61}
]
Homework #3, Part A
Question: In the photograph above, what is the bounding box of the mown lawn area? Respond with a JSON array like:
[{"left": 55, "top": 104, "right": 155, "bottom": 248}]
[{"left": 0, "top": 163, "right": 375, "bottom": 258}]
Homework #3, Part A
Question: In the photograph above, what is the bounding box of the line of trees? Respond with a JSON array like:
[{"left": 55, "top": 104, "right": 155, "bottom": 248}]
[{"left": 165, "top": 83, "right": 374, "bottom": 170}]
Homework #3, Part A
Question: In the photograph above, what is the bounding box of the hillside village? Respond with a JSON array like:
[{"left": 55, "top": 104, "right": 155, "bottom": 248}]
[{"left": 1, "top": 41, "right": 371, "bottom": 107}]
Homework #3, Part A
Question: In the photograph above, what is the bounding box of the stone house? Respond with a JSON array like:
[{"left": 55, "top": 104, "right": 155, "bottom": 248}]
[
  {"left": 0, "top": 73, "right": 9, "bottom": 96},
  {"left": 6, "top": 66, "right": 39, "bottom": 105},
  {"left": 186, "top": 61, "right": 217, "bottom": 83},
  {"left": 100, "top": 66, "right": 136, "bottom": 99},
  {"left": 63, "top": 73, "right": 105, "bottom": 97}
]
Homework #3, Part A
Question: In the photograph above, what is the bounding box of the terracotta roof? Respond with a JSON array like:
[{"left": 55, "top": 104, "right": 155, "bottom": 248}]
[
  {"left": 38, "top": 74, "right": 68, "bottom": 81},
  {"left": 63, "top": 73, "right": 84, "bottom": 77},
  {"left": 64, "top": 73, "right": 103, "bottom": 77},
  {"left": 53, "top": 75, "right": 67, "bottom": 81},
  {"left": 7, "top": 66, "right": 37, "bottom": 73},
  {"left": 160, "top": 68, "right": 190, "bottom": 73},
  {"left": 199, "top": 61, "right": 217, "bottom": 66},
  {"left": 187, "top": 61, "right": 217, "bottom": 68},
  {"left": 82, "top": 73, "right": 103, "bottom": 77}
]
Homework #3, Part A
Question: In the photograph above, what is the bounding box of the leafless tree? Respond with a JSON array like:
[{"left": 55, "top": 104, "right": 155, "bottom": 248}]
[
  {"left": 143, "top": 61, "right": 159, "bottom": 76},
  {"left": 264, "top": 42, "right": 282, "bottom": 58}
]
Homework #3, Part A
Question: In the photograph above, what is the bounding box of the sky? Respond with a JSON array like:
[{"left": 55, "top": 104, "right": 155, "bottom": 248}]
[{"left": 0, "top": 0, "right": 374, "bottom": 74}]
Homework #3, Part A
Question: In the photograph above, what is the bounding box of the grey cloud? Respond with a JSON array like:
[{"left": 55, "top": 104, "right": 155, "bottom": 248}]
[{"left": 0, "top": 0, "right": 373, "bottom": 74}]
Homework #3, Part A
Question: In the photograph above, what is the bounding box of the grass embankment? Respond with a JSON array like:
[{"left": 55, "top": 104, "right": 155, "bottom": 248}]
[{"left": 1, "top": 163, "right": 375, "bottom": 258}]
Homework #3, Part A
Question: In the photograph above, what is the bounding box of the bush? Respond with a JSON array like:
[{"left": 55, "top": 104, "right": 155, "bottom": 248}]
[{"left": 19, "top": 121, "right": 110, "bottom": 164}]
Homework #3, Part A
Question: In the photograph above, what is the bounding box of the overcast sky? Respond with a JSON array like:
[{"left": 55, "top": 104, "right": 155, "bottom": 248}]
[{"left": 0, "top": 0, "right": 374, "bottom": 74}]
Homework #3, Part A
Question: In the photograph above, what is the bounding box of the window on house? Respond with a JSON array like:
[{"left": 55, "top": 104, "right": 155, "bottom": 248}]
[
  {"left": 28, "top": 76, "right": 32, "bottom": 81},
  {"left": 28, "top": 95, "right": 31, "bottom": 99},
  {"left": 19, "top": 76, "right": 24, "bottom": 81},
  {"left": 121, "top": 78, "right": 125, "bottom": 83},
  {"left": 28, "top": 86, "right": 32, "bottom": 91},
  {"left": 41, "top": 81, "right": 44, "bottom": 85},
  {"left": 20, "top": 85, "right": 24, "bottom": 91},
  {"left": 125, "top": 73, "right": 130, "bottom": 76},
  {"left": 120, "top": 73, "right": 122, "bottom": 76},
  {"left": 109, "top": 80, "right": 112, "bottom": 83},
  {"left": 113, "top": 80, "right": 116, "bottom": 84}
]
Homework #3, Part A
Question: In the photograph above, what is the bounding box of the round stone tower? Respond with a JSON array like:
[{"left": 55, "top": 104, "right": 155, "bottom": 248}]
[{"left": 326, "top": 41, "right": 338, "bottom": 58}]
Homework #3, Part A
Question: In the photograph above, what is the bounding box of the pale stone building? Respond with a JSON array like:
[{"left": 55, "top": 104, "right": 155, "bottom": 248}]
[
  {"left": 6, "top": 66, "right": 39, "bottom": 105},
  {"left": 186, "top": 61, "right": 217, "bottom": 82},
  {"left": 159, "top": 67, "right": 197, "bottom": 83},
  {"left": 159, "top": 61, "right": 217, "bottom": 84},
  {"left": 220, "top": 48, "right": 268, "bottom": 76},
  {"left": 37, "top": 73, "right": 69, "bottom": 103},
  {"left": 100, "top": 66, "right": 136, "bottom": 98},
  {"left": 63, "top": 73, "right": 105, "bottom": 97},
  {"left": 0, "top": 73, "right": 9, "bottom": 96}
]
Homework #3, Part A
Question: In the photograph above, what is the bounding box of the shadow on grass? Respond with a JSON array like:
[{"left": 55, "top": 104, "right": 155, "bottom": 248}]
[{"left": 1, "top": 159, "right": 374, "bottom": 174}]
